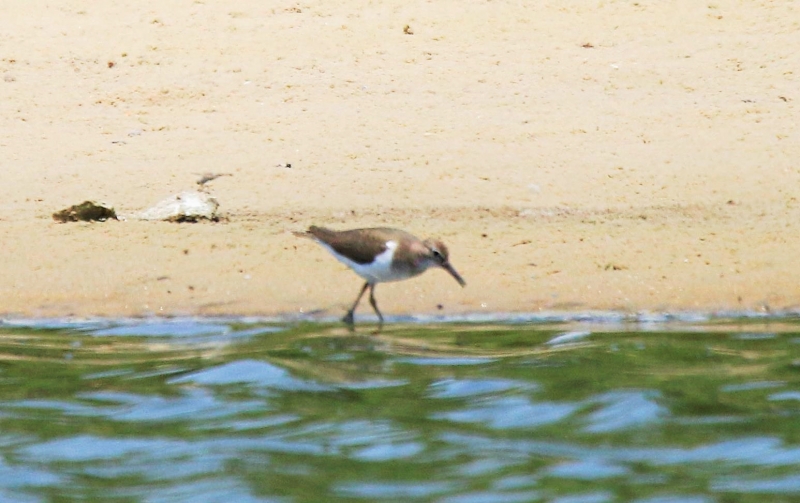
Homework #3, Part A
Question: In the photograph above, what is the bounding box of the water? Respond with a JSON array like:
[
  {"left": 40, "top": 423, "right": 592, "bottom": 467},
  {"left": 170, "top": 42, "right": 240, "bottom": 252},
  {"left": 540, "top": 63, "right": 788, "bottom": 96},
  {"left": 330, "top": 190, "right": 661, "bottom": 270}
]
[{"left": 0, "top": 315, "right": 799, "bottom": 502}]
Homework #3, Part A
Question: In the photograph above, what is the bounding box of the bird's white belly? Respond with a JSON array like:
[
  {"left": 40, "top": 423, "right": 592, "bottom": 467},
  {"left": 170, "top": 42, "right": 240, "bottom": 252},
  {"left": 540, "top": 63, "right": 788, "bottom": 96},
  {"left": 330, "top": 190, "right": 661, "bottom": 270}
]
[{"left": 320, "top": 240, "right": 412, "bottom": 283}]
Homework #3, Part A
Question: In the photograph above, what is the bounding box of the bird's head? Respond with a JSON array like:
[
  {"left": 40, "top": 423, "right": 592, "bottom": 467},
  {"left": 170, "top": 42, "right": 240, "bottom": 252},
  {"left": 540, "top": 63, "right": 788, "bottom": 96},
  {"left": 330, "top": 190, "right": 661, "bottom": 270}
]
[{"left": 423, "top": 239, "right": 466, "bottom": 287}]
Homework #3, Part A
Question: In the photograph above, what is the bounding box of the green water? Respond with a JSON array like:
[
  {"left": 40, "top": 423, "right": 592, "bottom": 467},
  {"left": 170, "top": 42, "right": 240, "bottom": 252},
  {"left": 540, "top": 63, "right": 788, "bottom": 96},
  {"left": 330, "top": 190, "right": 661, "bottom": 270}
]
[{"left": 0, "top": 317, "right": 798, "bottom": 502}]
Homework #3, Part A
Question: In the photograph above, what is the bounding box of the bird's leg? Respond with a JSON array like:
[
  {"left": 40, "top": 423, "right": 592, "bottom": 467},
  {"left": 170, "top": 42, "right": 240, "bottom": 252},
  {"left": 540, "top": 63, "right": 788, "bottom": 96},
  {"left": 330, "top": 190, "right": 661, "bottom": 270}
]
[
  {"left": 343, "top": 282, "right": 370, "bottom": 325},
  {"left": 368, "top": 283, "right": 384, "bottom": 327}
]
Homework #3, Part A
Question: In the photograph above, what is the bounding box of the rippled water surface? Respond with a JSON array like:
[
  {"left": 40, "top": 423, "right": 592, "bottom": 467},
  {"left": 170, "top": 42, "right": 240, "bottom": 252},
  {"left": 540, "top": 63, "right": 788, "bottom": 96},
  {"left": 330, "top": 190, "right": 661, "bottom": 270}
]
[{"left": 1, "top": 316, "right": 799, "bottom": 502}]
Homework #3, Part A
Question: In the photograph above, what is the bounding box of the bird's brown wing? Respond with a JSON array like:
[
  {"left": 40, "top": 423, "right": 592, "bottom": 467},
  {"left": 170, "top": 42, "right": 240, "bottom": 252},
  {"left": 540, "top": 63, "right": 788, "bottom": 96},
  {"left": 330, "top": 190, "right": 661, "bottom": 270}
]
[{"left": 305, "top": 226, "right": 401, "bottom": 265}]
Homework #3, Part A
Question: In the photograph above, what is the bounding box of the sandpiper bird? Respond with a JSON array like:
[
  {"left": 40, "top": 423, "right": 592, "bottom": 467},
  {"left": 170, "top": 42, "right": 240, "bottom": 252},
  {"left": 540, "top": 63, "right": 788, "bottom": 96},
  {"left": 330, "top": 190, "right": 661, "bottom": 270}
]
[{"left": 294, "top": 226, "right": 466, "bottom": 325}]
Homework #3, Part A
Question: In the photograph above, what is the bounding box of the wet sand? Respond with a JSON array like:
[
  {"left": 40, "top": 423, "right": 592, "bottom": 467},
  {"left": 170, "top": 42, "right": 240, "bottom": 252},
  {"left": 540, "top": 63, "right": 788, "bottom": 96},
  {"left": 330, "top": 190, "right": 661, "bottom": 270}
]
[{"left": 1, "top": 0, "right": 798, "bottom": 319}]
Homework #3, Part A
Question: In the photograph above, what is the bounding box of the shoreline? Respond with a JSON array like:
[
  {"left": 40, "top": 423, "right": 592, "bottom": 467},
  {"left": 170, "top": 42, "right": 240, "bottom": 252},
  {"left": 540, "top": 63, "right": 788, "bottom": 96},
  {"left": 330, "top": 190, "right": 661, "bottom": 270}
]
[{"left": 3, "top": 308, "right": 797, "bottom": 327}]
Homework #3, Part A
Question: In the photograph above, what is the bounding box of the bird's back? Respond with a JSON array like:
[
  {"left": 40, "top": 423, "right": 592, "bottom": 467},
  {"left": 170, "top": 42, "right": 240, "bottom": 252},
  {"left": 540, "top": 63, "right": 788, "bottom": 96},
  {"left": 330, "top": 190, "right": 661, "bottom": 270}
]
[{"left": 305, "top": 226, "right": 420, "bottom": 265}]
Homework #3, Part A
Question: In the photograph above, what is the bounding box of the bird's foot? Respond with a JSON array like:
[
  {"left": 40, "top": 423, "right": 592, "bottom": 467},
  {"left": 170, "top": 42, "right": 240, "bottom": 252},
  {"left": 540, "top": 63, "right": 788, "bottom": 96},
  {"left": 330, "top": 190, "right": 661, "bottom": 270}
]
[
  {"left": 369, "top": 315, "right": 384, "bottom": 335},
  {"left": 342, "top": 311, "right": 355, "bottom": 326}
]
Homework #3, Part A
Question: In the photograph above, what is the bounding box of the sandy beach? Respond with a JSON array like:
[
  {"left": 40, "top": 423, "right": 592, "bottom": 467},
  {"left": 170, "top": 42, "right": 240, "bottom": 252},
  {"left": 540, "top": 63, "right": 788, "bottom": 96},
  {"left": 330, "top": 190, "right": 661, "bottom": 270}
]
[{"left": 1, "top": 0, "right": 798, "bottom": 319}]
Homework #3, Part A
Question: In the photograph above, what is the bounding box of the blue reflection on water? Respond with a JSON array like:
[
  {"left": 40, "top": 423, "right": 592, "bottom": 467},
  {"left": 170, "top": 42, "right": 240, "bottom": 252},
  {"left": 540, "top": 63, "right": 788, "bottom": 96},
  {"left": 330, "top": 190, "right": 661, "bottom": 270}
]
[
  {"left": 440, "top": 433, "right": 800, "bottom": 467},
  {"left": 336, "top": 480, "right": 457, "bottom": 499},
  {"left": 584, "top": 390, "right": 666, "bottom": 433},
  {"left": 712, "top": 474, "right": 800, "bottom": 494},
  {"left": 169, "top": 360, "right": 332, "bottom": 391},
  {"left": 21, "top": 436, "right": 193, "bottom": 463},
  {"left": 547, "top": 459, "right": 630, "bottom": 480},
  {"left": 429, "top": 378, "right": 526, "bottom": 398},
  {"left": 90, "top": 321, "right": 231, "bottom": 337},
  {"left": 434, "top": 396, "right": 578, "bottom": 429}
]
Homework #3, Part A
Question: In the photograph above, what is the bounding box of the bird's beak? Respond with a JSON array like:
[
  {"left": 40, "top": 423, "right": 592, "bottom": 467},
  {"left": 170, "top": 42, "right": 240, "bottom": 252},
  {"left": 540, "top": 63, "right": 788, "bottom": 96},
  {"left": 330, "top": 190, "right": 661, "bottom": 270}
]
[{"left": 443, "top": 263, "right": 466, "bottom": 287}]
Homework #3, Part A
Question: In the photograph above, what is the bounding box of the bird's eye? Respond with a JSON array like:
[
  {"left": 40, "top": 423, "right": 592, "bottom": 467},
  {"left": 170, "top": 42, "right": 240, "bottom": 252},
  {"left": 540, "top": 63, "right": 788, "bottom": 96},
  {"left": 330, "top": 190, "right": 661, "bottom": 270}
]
[{"left": 432, "top": 250, "right": 443, "bottom": 260}]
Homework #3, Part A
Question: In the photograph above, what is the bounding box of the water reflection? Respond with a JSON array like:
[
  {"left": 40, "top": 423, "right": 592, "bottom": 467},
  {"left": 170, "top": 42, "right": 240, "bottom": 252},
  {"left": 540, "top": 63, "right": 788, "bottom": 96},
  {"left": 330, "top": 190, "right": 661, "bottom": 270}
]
[
  {"left": 434, "top": 396, "right": 578, "bottom": 429},
  {"left": 583, "top": 390, "right": 666, "bottom": 433},
  {"left": 0, "top": 316, "right": 798, "bottom": 501}
]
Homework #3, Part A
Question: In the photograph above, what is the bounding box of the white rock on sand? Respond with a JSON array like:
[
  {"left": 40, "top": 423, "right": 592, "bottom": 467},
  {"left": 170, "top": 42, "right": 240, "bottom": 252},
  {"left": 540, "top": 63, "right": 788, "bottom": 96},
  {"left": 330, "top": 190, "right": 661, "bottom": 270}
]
[{"left": 134, "top": 191, "right": 220, "bottom": 223}]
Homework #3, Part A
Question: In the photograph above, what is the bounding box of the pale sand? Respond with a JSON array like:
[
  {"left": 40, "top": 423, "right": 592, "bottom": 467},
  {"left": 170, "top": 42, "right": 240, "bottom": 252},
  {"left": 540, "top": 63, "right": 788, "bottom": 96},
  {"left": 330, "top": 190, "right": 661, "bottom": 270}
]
[{"left": 1, "top": 1, "right": 798, "bottom": 319}]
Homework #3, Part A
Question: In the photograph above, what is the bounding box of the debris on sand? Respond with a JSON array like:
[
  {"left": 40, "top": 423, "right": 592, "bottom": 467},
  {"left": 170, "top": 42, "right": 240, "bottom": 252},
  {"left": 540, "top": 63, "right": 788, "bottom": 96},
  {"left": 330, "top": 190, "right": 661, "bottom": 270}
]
[
  {"left": 195, "top": 172, "right": 232, "bottom": 187},
  {"left": 52, "top": 201, "right": 118, "bottom": 223},
  {"left": 135, "top": 191, "right": 220, "bottom": 223}
]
